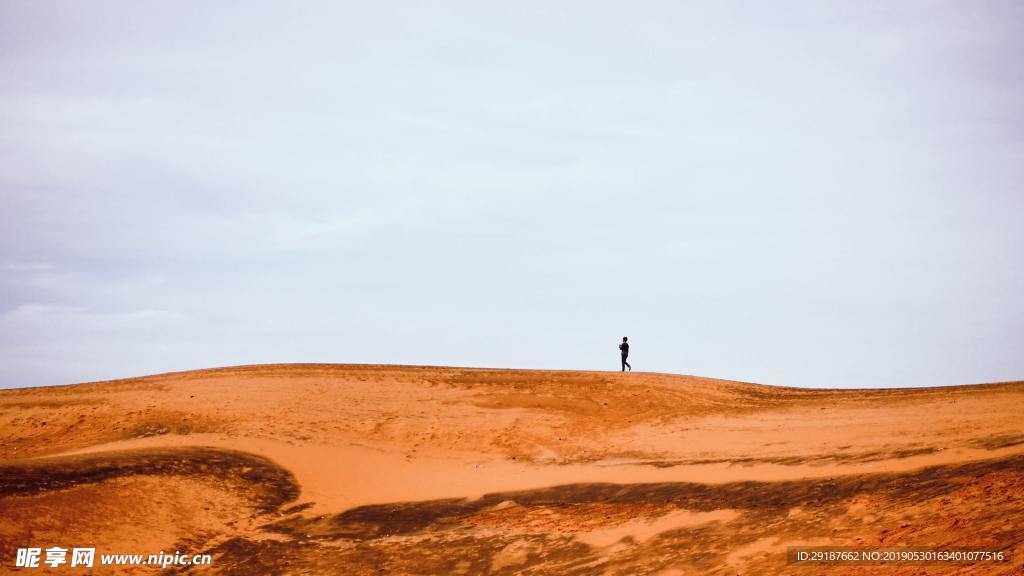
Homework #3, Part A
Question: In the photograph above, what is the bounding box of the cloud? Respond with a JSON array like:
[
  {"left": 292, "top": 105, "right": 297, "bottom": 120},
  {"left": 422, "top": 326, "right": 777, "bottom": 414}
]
[
  {"left": 1, "top": 1, "right": 1022, "bottom": 388},
  {"left": 2, "top": 261, "right": 54, "bottom": 273}
]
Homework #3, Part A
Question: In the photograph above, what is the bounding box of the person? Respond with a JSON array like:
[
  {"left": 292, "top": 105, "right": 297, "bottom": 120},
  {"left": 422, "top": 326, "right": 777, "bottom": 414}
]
[{"left": 619, "top": 337, "right": 631, "bottom": 372}]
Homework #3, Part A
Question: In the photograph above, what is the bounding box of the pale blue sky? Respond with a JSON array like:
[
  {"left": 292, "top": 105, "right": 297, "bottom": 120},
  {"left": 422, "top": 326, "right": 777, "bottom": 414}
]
[{"left": 1, "top": 1, "right": 1022, "bottom": 388}]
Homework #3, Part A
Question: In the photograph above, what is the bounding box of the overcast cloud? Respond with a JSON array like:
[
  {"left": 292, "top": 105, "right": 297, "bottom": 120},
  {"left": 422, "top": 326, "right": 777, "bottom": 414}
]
[{"left": 1, "top": 1, "right": 1022, "bottom": 388}]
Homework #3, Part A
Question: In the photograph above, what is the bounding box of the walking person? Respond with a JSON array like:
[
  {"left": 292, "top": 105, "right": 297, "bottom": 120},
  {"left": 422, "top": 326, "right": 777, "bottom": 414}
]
[{"left": 619, "top": 337, "right": 631, "bottom": 372}]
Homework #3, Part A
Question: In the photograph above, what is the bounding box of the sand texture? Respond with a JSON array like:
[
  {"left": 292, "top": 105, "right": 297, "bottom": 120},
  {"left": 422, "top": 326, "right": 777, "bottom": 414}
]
[{"left": 1, "top": 364, "right": 1022, "bottom": 574}]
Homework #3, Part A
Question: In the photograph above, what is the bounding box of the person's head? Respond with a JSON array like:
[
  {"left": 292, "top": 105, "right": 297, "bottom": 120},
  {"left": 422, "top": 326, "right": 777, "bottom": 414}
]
[{"left": 622, "top": 337, "right": 628, "bottom": 342}]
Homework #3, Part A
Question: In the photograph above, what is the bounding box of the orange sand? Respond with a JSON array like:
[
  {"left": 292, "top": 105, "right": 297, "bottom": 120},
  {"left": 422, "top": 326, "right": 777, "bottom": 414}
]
[{"left": 1, "top": 364, "right": 1022, "bottom": 574}]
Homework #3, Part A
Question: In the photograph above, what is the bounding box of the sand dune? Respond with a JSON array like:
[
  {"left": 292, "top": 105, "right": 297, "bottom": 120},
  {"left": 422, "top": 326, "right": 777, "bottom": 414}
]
[{"left": 1, "top": 364, "right": 1022, "bottom": 574}]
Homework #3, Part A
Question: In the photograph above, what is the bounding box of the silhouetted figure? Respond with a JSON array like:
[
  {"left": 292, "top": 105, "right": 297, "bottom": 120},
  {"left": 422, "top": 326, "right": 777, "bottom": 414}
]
[{"left": 619, "top": 337, "right": 631, "bottom": 372}]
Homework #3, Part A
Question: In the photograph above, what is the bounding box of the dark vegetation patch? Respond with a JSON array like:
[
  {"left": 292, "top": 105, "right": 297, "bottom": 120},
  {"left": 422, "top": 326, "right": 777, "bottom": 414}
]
[
  {"left": 168, "top": 453, "right": 1024, "bottom": 575},
  {"left": 970, "top": 434, "right": 1024, "bottom": 450},
  {"left": 281, "top": 501, "right": 316, "bottom": 515},
  {"left": 263, "top": 454, "right": 1024, "bottom": 542},
  {"left": 625, "top": 446, "right": 941, "bottom": 468},
  {"left": 0, "top": 447, "right": 299, "bottom": 513}
]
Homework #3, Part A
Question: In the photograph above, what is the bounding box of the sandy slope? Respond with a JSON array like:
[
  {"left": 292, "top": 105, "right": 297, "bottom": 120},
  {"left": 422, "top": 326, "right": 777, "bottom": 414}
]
[{"left": 1, "top": 364, "right": 1022, "bottom": 575}]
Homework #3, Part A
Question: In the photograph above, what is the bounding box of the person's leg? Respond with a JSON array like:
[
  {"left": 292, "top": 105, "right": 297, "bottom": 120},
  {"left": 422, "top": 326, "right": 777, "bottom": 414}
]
[
  {"left": 621, "top": 356, "right": 626, "bottom": 371},
  {"left": 625, "top": 358, "right": 631, "bottom": 371}
]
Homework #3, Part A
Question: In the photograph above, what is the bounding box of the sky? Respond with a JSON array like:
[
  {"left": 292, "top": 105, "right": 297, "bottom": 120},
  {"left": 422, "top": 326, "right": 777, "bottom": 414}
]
[{"left": 1, "top": 1, "right": 1022, "bottom": 389}]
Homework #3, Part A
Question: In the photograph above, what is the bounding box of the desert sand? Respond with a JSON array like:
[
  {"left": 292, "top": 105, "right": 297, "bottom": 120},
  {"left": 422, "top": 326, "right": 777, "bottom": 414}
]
[{"left": 1, "top": 364, "right": 1022, "bottom": 575}]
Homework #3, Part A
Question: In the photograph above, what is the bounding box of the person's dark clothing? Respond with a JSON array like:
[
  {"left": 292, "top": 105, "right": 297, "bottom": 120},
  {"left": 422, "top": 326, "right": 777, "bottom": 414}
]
[{"left": 619, "top": 342, "right": 631, "bottom": 372}]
